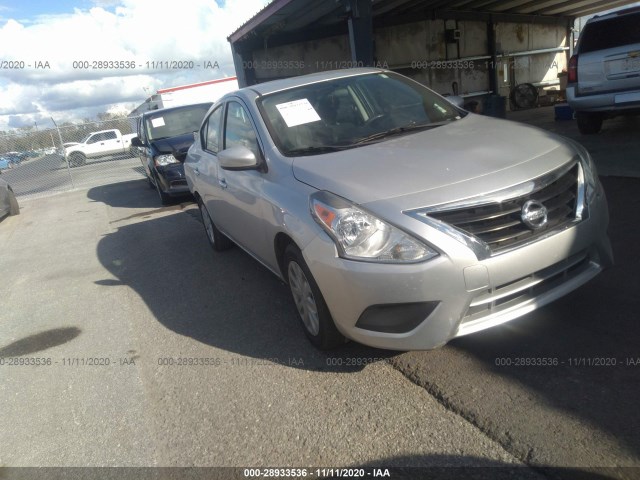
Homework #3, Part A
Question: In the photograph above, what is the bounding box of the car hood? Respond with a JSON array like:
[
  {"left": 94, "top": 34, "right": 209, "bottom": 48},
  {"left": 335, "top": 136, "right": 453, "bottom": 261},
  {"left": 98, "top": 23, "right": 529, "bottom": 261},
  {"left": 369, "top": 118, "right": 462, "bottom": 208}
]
[
  {"left": 291, "top": 114, "right": 578, "bottom": 210},
  {"left": 150, "top": 133, "right": 195, "bottom": 155}
]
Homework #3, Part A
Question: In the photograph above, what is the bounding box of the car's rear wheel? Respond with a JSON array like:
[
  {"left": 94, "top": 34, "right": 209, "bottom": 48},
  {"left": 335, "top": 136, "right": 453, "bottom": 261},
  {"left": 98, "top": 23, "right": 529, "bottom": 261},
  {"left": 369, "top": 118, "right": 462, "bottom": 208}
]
[
  {"left": 576, "top": 112, "right": 603, "bottom": 134},
  {"left": 197, "top": 197, "right": 232, "bottom": 252},
  {"left": 284, "top": 245, "right": 345, "bottom": 350},
  {"left": 69, "top": 153, "right": 86, "bottom": 167}
]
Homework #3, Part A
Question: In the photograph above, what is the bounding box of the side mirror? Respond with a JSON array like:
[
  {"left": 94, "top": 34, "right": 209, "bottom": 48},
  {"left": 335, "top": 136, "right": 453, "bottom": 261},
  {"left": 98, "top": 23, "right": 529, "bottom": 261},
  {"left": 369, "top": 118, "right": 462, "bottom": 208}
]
[
  {"left": 218, "top": 146, "right": 259, "bottom": 171},
  {"left": 131, "top": 137, "right": 144, "bottom": 147}
]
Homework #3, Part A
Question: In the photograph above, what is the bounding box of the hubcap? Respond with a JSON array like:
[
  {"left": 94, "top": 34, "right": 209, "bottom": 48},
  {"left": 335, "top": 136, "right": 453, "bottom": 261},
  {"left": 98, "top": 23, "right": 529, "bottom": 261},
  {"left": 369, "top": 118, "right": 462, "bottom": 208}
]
[
  {"left": 199, "top": 202, "right": 215, "bottom": 246},
  {"left": 288, "top": 261, "right": 320, "bottom": 336}
]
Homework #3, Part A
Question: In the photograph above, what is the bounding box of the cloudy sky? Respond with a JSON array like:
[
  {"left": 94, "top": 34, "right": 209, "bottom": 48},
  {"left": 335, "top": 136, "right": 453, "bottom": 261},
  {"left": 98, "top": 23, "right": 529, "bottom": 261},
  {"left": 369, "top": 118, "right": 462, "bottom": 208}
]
[{"left": 0, "top": 0, "right": 271, "bottom": 131}]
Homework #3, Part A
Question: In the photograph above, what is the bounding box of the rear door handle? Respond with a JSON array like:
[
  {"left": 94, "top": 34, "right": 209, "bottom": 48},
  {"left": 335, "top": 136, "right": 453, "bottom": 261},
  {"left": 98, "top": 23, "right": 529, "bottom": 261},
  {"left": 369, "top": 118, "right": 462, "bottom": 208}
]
[
  {"left": 218, "top": 178, "right": 228, "bottom": 189},
  {"left": 194, "top": 167, "right": 200, "bottom": 176}
]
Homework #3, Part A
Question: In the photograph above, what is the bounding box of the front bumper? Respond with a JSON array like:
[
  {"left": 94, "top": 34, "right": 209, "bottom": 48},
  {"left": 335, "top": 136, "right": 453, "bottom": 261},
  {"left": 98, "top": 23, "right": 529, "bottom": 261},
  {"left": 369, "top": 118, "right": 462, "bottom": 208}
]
[
  {"left": 156, "top": 164, "right": 191, "bottom": 197},
  {"left": 303, "top": 188, "right": 612, "bottom": 350}
]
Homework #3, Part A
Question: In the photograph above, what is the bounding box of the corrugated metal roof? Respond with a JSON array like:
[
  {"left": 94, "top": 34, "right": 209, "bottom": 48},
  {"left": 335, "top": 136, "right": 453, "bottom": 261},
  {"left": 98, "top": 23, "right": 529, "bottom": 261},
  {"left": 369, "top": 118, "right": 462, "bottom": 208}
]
[{"left": 229, "top": 0, "right": 639, "bottom": 43}]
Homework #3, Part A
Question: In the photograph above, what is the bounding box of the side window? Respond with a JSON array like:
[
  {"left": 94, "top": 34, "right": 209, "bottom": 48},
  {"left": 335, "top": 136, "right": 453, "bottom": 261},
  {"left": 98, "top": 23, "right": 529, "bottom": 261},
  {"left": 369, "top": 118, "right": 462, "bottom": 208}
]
[
  {"left": 203, "top": 106, "right": 223, "bottom": 153},
  {"left": 138, "top": 118, "right": 146, "bottom": 144},
  {"left": 224, "top": 101, "right": 260, "bottom": 159},
  {"left": 86, "top": 133, "right": 102, "bottom": 144},
  {"left": 103, "top": 131, "right": 117, "bottom": 140}
]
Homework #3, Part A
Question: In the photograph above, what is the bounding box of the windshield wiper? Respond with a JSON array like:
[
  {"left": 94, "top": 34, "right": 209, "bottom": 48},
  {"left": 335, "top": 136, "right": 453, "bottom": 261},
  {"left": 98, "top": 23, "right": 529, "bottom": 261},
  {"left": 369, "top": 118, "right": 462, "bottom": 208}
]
[
  {"left": 286, "top": 145, "right": 355, "bottom": 156},
  {"left": 354, "top": 121, "right": 450, "bottom": 145}
]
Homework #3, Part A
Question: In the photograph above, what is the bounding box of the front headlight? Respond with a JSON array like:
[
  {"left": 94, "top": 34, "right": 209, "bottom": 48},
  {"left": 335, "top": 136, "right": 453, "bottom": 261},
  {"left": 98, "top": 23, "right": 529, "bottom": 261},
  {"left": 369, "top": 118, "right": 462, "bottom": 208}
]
[
  {"left": 567, "top": 139, "right": 598, "bottom": 204},
  {"left": 310, "top": 191, "right": 438, "bottom": 263},
  {"left": 154, "top": 154, "right": 179, "bottom": 167}
]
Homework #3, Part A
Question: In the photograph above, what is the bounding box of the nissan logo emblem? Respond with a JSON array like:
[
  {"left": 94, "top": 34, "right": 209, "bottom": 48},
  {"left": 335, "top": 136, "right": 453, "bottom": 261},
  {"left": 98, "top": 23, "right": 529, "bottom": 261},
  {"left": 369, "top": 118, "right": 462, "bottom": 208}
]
[{"left": 521, "top": 200, "right": 548, "bottom": 230}]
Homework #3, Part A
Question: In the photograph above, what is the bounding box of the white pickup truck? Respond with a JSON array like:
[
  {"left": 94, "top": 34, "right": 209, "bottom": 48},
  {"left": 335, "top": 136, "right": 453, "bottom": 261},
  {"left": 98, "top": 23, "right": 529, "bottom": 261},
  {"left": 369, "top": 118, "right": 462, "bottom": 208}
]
[{"left": 65, "top": 129, "right": 136, "bottom": 167}]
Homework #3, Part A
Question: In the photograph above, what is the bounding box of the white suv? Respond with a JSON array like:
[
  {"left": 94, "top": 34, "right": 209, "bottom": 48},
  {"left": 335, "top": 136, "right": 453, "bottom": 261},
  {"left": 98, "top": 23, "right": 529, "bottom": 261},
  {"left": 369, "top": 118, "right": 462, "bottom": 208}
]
[{"left": 567, "top": 7, "right": 640, "bottom": 134}]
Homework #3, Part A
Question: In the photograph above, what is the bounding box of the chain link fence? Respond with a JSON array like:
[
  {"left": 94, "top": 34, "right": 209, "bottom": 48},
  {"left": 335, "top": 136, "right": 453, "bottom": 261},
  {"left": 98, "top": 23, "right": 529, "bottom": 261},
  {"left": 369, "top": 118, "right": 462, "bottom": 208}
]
[{"left": 0, "top": 116, "right": 145, "bottom": 200}]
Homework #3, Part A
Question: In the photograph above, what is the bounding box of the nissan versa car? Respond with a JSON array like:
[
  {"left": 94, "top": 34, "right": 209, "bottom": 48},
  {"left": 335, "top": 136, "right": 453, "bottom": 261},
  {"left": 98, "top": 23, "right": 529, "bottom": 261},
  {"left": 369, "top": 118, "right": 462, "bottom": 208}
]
[
  {"left": 567, "top": 6, "right": 640, "bottom": 134},
  {"left": 132, "top": 102, "right": 212, "bottom": 204},
  {"left": 184, "top": 68, "right": 612, "bottom": 350}
]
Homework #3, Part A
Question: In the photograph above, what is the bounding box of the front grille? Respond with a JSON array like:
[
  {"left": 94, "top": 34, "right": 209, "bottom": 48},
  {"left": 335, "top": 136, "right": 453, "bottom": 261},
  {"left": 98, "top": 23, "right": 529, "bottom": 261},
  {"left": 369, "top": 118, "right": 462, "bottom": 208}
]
[
  {"left": 429, "top": 164, "right": 579, "bottom": 253},
  {"left": 461, "top": 251, "right": 591, "bottom": 325}
]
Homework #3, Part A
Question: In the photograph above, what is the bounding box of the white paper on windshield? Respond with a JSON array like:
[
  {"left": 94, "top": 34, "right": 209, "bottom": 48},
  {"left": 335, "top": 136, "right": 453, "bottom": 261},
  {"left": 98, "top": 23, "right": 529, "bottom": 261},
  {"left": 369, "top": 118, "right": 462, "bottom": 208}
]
[
  {"left": 275, "top": 99, "right": 321, "bottom": 127},
  {"left": 151, "top": 117, "right": 165, "bottom": 128}
]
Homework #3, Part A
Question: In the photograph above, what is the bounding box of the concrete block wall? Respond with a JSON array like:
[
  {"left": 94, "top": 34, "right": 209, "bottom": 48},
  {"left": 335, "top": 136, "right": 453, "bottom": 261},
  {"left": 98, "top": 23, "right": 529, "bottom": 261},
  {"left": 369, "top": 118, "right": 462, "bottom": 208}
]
[{"left": 245, "top": 18, "right": 567, "bottom": 103}]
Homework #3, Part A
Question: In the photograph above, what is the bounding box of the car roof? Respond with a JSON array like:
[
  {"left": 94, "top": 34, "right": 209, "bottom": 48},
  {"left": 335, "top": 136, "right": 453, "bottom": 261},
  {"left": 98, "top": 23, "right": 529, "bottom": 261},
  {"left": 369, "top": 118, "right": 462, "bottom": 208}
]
[
  {"left": 239, "top": 68, "right": 386, "bottom": 97},
  {"left": 141, "top": 102, "right": 213, "bottom": 118},
  {"left": 586, "top": 5, "right": 640, "bottom": 23}
]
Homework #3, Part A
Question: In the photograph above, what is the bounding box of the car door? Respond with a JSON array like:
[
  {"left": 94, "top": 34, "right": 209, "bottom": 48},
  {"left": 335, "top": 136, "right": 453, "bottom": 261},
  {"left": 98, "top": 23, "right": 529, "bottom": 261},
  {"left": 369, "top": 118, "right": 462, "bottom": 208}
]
[
  {"left": 209, "top": 100, "right": 270, "bottom": 262},
  {"left": 138, "top": 117, "right": 158, "bottom": 180},
  {"left": 83, "top": 132, "right": 105, "bottom": 157},
  {"left": 100, "top": 130, "right": 122, "bottom": 156},
  {"left": 193, "top": 105, "right": 224, "bottom": 209}
]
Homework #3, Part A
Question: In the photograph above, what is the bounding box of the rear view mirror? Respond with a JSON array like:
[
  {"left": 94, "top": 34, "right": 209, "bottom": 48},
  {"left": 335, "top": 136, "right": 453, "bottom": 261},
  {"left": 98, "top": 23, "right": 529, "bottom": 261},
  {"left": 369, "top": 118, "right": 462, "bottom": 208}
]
[{"left": 131, "top": 137, "right": 144, "bottom": 147}]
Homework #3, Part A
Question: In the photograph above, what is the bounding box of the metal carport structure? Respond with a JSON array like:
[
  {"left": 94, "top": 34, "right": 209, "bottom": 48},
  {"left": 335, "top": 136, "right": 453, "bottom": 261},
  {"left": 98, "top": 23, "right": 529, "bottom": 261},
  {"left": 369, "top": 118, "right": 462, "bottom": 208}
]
[{"left": 228, "top": 0, "right": 638, "bottom": 106}]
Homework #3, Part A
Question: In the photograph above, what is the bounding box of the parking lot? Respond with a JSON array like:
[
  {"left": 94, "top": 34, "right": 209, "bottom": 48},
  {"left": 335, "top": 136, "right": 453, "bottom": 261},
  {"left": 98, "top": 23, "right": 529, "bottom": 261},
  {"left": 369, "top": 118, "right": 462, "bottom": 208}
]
[{"left": 1, "top": 107, "right": 639, "bottom": 479}]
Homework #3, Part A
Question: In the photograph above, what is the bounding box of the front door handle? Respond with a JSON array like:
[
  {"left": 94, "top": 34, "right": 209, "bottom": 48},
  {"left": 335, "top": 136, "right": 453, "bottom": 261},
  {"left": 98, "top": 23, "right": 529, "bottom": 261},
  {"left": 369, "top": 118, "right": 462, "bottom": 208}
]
[
  {"left": 218, "top": 178, "right": 228, "bottom": 189},
  {"left": 194, "top": 167, "right": 200, "bottom": 176}
]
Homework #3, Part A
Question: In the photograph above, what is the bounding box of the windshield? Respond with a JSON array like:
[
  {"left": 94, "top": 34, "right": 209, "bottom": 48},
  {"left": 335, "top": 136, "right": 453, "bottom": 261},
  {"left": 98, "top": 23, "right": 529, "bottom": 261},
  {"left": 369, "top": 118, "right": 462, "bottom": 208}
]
[
  {"left": 145, "top": 103, "right": 212, "bottom": 141},
  {"left": 259, "top": 72, "right": 462, "bottom": 156}
]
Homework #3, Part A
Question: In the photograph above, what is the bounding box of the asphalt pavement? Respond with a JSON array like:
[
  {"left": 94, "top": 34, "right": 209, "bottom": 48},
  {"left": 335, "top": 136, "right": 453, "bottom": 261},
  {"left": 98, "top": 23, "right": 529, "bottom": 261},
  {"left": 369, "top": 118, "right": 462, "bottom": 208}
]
[
  {"left": 0, "top": 181, "right": 542, "bottom": 479},
  {"left": 0, "top": 108, "right": 639, "bottom": 480}
]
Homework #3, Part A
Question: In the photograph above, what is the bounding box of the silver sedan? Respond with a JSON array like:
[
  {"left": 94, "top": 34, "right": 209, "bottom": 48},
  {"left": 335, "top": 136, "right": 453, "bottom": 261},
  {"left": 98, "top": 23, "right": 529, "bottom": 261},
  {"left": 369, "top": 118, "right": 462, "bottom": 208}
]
[{"left": 184, "top": 68, "right": 612, "bottom": 350}]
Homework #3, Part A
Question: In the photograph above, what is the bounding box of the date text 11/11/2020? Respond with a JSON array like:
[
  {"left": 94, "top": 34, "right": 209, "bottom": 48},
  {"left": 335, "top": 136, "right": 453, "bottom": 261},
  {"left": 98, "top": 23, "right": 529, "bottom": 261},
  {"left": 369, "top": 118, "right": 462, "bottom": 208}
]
[{"left": 494, "top": 357, "right": 640, "bottom": 367}]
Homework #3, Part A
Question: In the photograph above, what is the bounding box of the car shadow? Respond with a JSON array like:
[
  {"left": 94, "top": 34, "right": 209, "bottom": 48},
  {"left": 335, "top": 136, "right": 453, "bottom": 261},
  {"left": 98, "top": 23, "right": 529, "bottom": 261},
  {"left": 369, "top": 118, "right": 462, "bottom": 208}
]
[
  {"left": 0, "top": 327, "right": 81, "bottom": 357},
  {"left": 88, "top": 179, "right": 171, "bottom": 209},
  {"left": 93, "top": 184, "right": 397, "bottom": 373}
]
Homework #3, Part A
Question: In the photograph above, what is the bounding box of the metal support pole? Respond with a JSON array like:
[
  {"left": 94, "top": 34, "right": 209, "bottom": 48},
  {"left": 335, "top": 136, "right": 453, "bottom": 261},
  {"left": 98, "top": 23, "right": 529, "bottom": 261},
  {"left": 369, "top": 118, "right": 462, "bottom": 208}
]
[
  {"left": 347, "top": 0, "right": 373, "bottom": 66},
  {"left": 51, "top": 117, "right": 74, "bottom": 189},
  {"left": 487, "top": 18, "right": 498, "bottom": 95}
]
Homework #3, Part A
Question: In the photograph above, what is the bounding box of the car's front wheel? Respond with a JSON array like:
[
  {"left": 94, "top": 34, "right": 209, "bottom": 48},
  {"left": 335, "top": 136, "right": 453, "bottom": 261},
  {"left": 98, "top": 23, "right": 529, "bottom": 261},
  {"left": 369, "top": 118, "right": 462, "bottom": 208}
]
[
  {"left": 154, "top": 175, "right": 172, "bottom": 205},
  {"left": 576, "top": 111, "right": 603, "bottom": 134},
  {"left": 284, "top": 245, "right": 345, "bottom": 350},
  {"left": 197, "top": 197, "right": 232, "bottom": 252}
]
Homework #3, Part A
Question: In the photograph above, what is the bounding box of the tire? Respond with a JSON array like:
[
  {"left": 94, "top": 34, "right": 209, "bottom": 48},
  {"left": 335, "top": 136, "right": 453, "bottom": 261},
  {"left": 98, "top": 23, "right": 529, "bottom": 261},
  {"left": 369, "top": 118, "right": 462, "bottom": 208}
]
[
  {"left": 576, "top": 112, "right": 603, "bottom": 134},
  {"left": 69, "top": 153, "right": 85, "bottom": 167},
  {"left": 197, "top": 197, "right": 232, "bottom": 252},
  {"left": 284, "top": 244, "right": 345, "bottom": 350},
  {"left": 8, "top": 190, "right": 19, "bottom": 215},
  {"left": 154, "top": 175, "right": 172, "bottom": 205}
]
